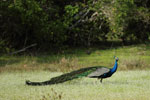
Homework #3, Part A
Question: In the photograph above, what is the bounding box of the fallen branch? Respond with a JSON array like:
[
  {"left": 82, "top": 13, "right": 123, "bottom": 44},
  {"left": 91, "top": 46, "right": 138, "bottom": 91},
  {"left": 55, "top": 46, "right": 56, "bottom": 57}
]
[{"left": 9, "top": 43, "right": 37, "bottom": 55}]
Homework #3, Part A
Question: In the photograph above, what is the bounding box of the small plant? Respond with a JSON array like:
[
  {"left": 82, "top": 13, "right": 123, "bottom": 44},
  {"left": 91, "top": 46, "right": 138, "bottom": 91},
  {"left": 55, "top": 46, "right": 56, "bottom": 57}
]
[{"left": 40, "top": 88, "right": 63, "bottom": 100}]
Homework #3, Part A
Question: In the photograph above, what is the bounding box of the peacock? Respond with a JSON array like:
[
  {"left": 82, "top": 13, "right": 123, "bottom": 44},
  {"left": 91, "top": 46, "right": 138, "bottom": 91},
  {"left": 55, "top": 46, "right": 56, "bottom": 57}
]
[{"left": 26, "top": 57, "right": 119, "bottom": 86}]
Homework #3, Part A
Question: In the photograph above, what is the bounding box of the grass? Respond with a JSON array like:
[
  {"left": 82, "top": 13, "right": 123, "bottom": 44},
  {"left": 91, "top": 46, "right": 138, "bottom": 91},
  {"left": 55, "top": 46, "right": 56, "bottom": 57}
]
[
  {"left": 0, "top": 70, "right": 150, "bottom": 100},
  {"left": 0, "top": 43, "right": 150, "bottom": 72},
  {"left": 0, "top": 43, "right": 150, "bottom": 100}
]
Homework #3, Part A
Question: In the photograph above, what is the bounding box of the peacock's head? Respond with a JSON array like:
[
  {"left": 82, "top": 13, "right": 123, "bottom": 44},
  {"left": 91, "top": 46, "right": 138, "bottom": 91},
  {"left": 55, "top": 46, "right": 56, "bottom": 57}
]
[
  {"left": 114, "top": 56, "right": 119, "bottom": 62},
  {"left": 116, "top": 57, "right": 119, "bottom": 62}
]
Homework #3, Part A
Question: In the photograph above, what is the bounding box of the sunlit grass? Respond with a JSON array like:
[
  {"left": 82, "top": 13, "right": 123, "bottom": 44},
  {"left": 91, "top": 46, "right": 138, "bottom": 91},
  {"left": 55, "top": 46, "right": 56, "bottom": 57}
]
[{"left": 0, "top": 70, "right": 150, "bottom": 100}]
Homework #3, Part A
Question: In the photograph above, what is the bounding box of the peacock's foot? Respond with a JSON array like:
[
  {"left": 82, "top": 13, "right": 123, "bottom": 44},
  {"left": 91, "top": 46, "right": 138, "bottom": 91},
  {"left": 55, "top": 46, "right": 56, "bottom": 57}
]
[{"left": 100, "top": 79, "right": 103, "bottom": 83}]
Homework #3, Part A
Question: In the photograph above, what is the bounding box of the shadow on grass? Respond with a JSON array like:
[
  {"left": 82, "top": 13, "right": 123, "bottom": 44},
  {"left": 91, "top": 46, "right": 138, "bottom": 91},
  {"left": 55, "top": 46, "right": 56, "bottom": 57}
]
[
  {"left": 104, "top": 81, "right": 130, "bottom": 85},
  {"left": 54, "top": 79, "right": 130, "bottom": 86}
]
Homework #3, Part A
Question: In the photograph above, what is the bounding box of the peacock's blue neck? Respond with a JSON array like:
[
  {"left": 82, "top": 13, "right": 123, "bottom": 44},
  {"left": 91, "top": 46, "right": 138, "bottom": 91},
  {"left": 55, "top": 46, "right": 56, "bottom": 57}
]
[{"left": 110, "top": 60, "right": 118, "bottom": 74}]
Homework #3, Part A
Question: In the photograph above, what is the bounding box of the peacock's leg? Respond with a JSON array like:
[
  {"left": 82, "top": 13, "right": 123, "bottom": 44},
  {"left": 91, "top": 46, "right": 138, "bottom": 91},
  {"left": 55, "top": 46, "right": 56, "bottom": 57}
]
[{"left": 100, "top": 78, "right": 103, "bottom": 83}]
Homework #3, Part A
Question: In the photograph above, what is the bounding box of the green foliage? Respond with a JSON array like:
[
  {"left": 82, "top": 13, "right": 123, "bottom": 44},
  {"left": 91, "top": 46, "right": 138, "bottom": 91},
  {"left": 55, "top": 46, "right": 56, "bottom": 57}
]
[
  {"left": 104, "top": 0, "right": 150, "bottom": 42},
  {"left": 0, "top": 0, "right": 150, "bottom": 53},
  {"left": 0, "top": 39, "right": 10, "bottom": 53},
  {"left": 63, "top": 1, "right": 109, "bottom": 46},
  {"left": 111, "top": 0, "right": 136, "bottom": 40}
]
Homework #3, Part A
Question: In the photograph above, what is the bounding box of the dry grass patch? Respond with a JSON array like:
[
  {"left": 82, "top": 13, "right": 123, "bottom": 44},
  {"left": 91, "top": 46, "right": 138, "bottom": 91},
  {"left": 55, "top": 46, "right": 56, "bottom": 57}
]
[{"left": 119, "top": 57, "right": 148, "bottom": 70}]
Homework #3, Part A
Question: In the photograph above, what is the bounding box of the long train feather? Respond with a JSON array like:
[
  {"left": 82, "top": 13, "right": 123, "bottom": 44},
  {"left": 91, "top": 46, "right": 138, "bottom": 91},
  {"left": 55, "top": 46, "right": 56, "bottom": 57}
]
[{"left": 26, "top": 66, "right": 100, "bottom": 86}]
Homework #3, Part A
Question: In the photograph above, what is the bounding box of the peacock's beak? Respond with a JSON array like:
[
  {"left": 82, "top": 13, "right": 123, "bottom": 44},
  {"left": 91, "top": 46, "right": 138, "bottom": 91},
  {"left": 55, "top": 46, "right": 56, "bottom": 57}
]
[{"left": 116, "top": 57, "right": 119, "bottom": 61}]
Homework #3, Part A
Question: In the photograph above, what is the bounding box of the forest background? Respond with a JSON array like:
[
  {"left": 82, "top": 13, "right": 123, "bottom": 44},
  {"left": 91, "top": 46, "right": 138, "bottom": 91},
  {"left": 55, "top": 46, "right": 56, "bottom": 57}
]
[{"left": 1, "top": 0, "right": 150, "bottom": 54}]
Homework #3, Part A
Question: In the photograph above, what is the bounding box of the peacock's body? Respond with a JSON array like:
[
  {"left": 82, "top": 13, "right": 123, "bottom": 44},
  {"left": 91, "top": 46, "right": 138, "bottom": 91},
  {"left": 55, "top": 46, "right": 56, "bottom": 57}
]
[{"left": 26, "top": 57, "right": 119, "bottom": 86}]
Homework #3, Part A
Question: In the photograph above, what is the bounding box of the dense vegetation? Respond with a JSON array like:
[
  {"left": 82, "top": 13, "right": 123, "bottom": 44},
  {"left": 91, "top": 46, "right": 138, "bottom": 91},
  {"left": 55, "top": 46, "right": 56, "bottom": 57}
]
[{"left": 0, "top": 0, "right": 150, "bottom": 53}]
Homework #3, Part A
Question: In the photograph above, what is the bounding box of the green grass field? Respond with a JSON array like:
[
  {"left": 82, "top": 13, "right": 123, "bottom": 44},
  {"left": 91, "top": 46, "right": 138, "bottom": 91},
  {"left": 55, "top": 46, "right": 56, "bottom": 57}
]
[
  {"left": 0, "top": 70, "right": 150, "bottom": 100},
  {"left": 0, "top": 44, "right": 150, "bottom": 100}
]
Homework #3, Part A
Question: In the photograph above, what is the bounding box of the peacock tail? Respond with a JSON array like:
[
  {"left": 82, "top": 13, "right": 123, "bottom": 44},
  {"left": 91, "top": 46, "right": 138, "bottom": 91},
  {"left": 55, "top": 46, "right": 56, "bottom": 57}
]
[
  {"left": 26, "top": 66, "right": 102, "bottom": 85},
  {"left": 49, "top": 67, "right": 98, "bottom": 83}
]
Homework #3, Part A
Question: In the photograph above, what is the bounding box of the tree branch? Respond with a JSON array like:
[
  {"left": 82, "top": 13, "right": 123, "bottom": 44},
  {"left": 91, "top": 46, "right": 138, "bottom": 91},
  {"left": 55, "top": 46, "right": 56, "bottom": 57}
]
[{"left": 9, "top": 43, "right": 37, "bottom": 55}]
